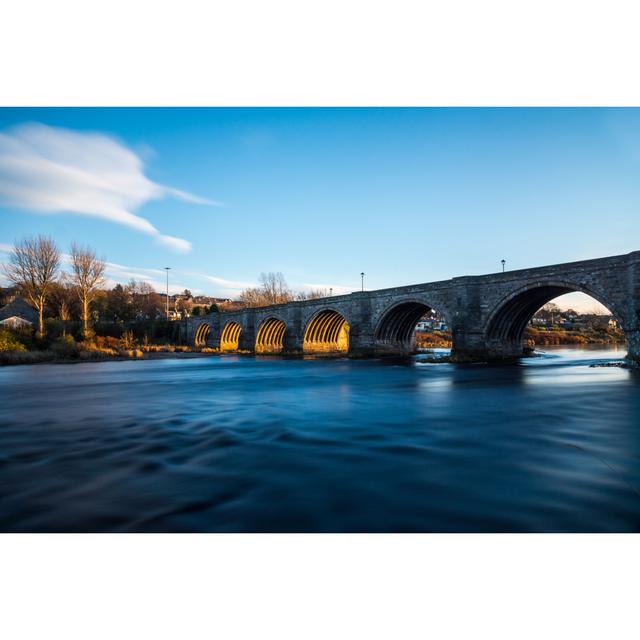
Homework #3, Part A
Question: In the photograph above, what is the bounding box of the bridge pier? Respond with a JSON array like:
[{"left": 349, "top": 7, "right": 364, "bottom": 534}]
[
  {"left": 371, "top": 341, "right": 415, "bottom": 357},
  {"left": 449, "top": 327, "right": 525, "bottom": 363},
  {"left": 346, "top": 328, "right": 377, "bottom": 357},
  {"left": 451, "top": 343, "right": 526, "bottom": 363},
  {"left": 283, "top": 331, "right": 303, "bottom": 355},
  {"left": 237, "top": 329, "right": 255, "bottom": 352},
  {"left": 625, "top": 329, "right": 640, "bottom": 366}
]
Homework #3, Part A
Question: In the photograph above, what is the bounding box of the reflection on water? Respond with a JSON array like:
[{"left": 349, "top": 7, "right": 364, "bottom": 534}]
[{"left": 1, "top": 346, "right": 639, "bottom": 532}]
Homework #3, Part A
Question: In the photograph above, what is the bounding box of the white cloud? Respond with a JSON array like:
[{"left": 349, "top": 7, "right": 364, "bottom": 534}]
[
  {"left": 197, "top": 273, "right": 257, "bottom": 289},
  {"left": 0, "top": 123, "right": 217, "bottom": 253},
  {"left": 187, "top": 272, "right": 257, "bottom": 298},
  {"left": 98, "top": 261, "right": 190, "bottom": 295}
]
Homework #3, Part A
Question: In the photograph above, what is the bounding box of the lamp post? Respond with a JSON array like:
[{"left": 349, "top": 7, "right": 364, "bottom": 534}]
[
  {"left": 501, "top": 259, "right": 506, "bottom": 273},
  {"left": 329, "top": 287, "right": 333, "bottom": 297},
  {"left": 361, "top": 272, "right": 365, "bottom": 292},
  {"left": 165, "top": 267, "right": 171, "bottom": 320}
]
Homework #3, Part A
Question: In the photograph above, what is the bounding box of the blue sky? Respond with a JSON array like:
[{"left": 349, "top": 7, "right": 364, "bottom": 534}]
[{"left": 1, "top": 107, "right": 639, "bottom": 310}]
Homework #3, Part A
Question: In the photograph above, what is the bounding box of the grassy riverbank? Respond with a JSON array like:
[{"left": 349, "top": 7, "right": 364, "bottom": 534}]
[
  {"left": 415, "top": 331, "right": 453, "bottom": 349},
  {"left": 416, "top": 326, "right": 625, "bottom": 349},
  {"left": 523, "top": 326, "right": 625, "bottom": 346},
  {"left": 0, "top": 343, "right": 219, "bottom": 366},
  {"left": 0, "top": 328, "right": 219, "bottom": 366}
]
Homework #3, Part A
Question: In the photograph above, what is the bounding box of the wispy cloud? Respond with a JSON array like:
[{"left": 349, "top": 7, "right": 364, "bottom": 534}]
[
  {"left": 95, "top": 259, "right": 192, "bottom": 294},
  {"left": 104, "top": 261, "right": 166, "bottom": 282},
  {"left": 196, "top": 274, "right": 257, "bottom": 289},
  {"left": 185, "top": 272, "right": 257, "bottom": 298},
  {"left": 0, "top": 123, "right": 217, "bottom": 253}
]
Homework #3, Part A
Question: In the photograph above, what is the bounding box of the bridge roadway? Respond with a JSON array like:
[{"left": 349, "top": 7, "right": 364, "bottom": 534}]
[{"left": 183, "top": 250, "right": 640, "bottom": 364}]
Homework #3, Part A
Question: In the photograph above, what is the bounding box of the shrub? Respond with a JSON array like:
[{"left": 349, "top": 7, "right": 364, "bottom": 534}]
[
  {"left": 122, "top": 330, "right": 136, "bottom": 349},
  {"left": 0, "top": 328, "right": 27, "bottom": 352},
  {"left": 94, "top": 335, "right": 122, "bottom": 350},
  {"left": 118, "top": 348, "right": 143, "bottom": 358},
  {"left": 415, "top": 330, "right": 452, "bottom": 349},
  {"left": 51, "top": 334, "right": 80, "bottom": 358}
]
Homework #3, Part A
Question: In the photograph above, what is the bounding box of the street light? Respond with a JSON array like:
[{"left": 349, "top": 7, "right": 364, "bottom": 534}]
[
  {"left": 361, "top": 272, "right": 365, "bottom": 292},
  {"left": 329, "top": 287, "right": 333, "bottom": 297},
  {"left": 501, "top": 259, "right": 506, "bottom": 273},
  {"left": 165, "top": 267, "right": 171, "bottom": 320}
]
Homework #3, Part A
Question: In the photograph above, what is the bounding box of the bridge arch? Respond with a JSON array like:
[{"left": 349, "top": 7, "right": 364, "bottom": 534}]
[
  {"left": 374, "top": 298, "right": 451, "bottom": 354},
  {"left": 303, "top": 308, "right": 350, "bottom": 354},
  {"left": 484, "top": 279, "right": 626, "bottom": 357},
  {"left": 255, "top": 317, "right": 287, "bottom": 354},
  {"left": 194, "top": 321, "right": 212, "bottom": 347},
  {"left": 220, "top": 321, "right": 242, "bottom": 352}
]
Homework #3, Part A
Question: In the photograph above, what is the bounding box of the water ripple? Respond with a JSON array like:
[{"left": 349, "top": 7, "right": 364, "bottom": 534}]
[{"left": 1, "top": 345, "right": 639, "bottom": 532}]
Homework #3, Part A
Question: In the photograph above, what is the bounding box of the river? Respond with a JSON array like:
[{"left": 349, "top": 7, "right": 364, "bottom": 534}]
[{"left": 1, "top": 345, "right": 639, "bottom": 532}]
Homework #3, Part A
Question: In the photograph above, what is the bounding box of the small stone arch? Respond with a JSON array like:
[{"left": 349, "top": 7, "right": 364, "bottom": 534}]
[
  {"left": 255, "top": 317, "right": 287, "bottom": 354},
  {"left": 220, "top": 321, "right": 242, "bottom": 352},
  {"left": 194, "top": 321, "right": 212, "bottom": 347},
  {"left": 303, "top": 308, "right": 350, "bottom": 354}
]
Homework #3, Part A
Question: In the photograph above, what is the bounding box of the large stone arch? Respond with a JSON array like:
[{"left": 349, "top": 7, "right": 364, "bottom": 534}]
[
  {"left": 482, "top": 279, "right": 629, "bottom": 359},
  {"left": 373, "top": 297, "right": 453, "bottom": 355}
]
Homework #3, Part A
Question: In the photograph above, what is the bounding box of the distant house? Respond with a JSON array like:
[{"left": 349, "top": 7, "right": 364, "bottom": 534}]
[
  {"left": 415, "top": 318, "right": 448, "bottom": 332},
  {"left": 568, "top": 314, "right": 616, "bottom": 330},
  {"left": 0, "top": 296, "right": 38, "bottom": 329}
]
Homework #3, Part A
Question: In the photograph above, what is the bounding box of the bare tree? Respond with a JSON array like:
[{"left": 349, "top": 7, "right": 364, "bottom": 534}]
[
  {"left": 534, "top": 302, "right": 561, "bottom": 323},
  {"left": 175, "top": 296, "right": 193, "bottom": 318},
  {"left": 296, "top": 288, "right": 329, "bottom": 300},
  {"left": 126, "top": 280, "right": 163, "bottom": 319},
  {"left": 259, "top": 272, "right": 293, "bottom": 304},
  {"left": 238, "top": 287, "right": 265, "bottom": 307},
  {"left": 3, "top": 236, "right": 61, "bottom": 337},
  {"left": 238, "top": 272, "right": 295, "bottom": 307},
  {"left": 49, "top": 278, "right": 75, "bottom": 337},
  {"left": 70, "top": 243, "right": 106, "bottom": 339}
]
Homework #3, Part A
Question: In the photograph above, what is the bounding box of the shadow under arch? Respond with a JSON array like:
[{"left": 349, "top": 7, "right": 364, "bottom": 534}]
[
  {"left": 256, "top": 317, "right": 287, "bottom": 354},
  {"left": 374, "top": 299, "right": 450, "bottom": 355},
  {"left": 220, "top": 321, "right": 242, "bottom": 352},
  {"left": 194, "top": 322, "right": 212, "bottom": 347},
  {"left": 484, "top": 280, "right": 626, "bottom": 357},
  {"left": 303, "top": 308, "right": 350, "bottom": 354}
]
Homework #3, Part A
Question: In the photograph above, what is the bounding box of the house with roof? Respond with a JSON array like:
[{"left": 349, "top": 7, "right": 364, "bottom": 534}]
[{"left": 0, "top": 296, "right": 39, "bottom": 329}]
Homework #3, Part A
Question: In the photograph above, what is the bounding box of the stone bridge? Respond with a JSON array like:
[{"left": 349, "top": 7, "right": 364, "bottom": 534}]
[{"left": 182, "top": 251, "right": 640, "bottom": 364}]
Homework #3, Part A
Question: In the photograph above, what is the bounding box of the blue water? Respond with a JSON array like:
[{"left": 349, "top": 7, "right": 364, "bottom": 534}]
[{"left": 1, "top": 346, "right": 639, "bottom": 532}]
